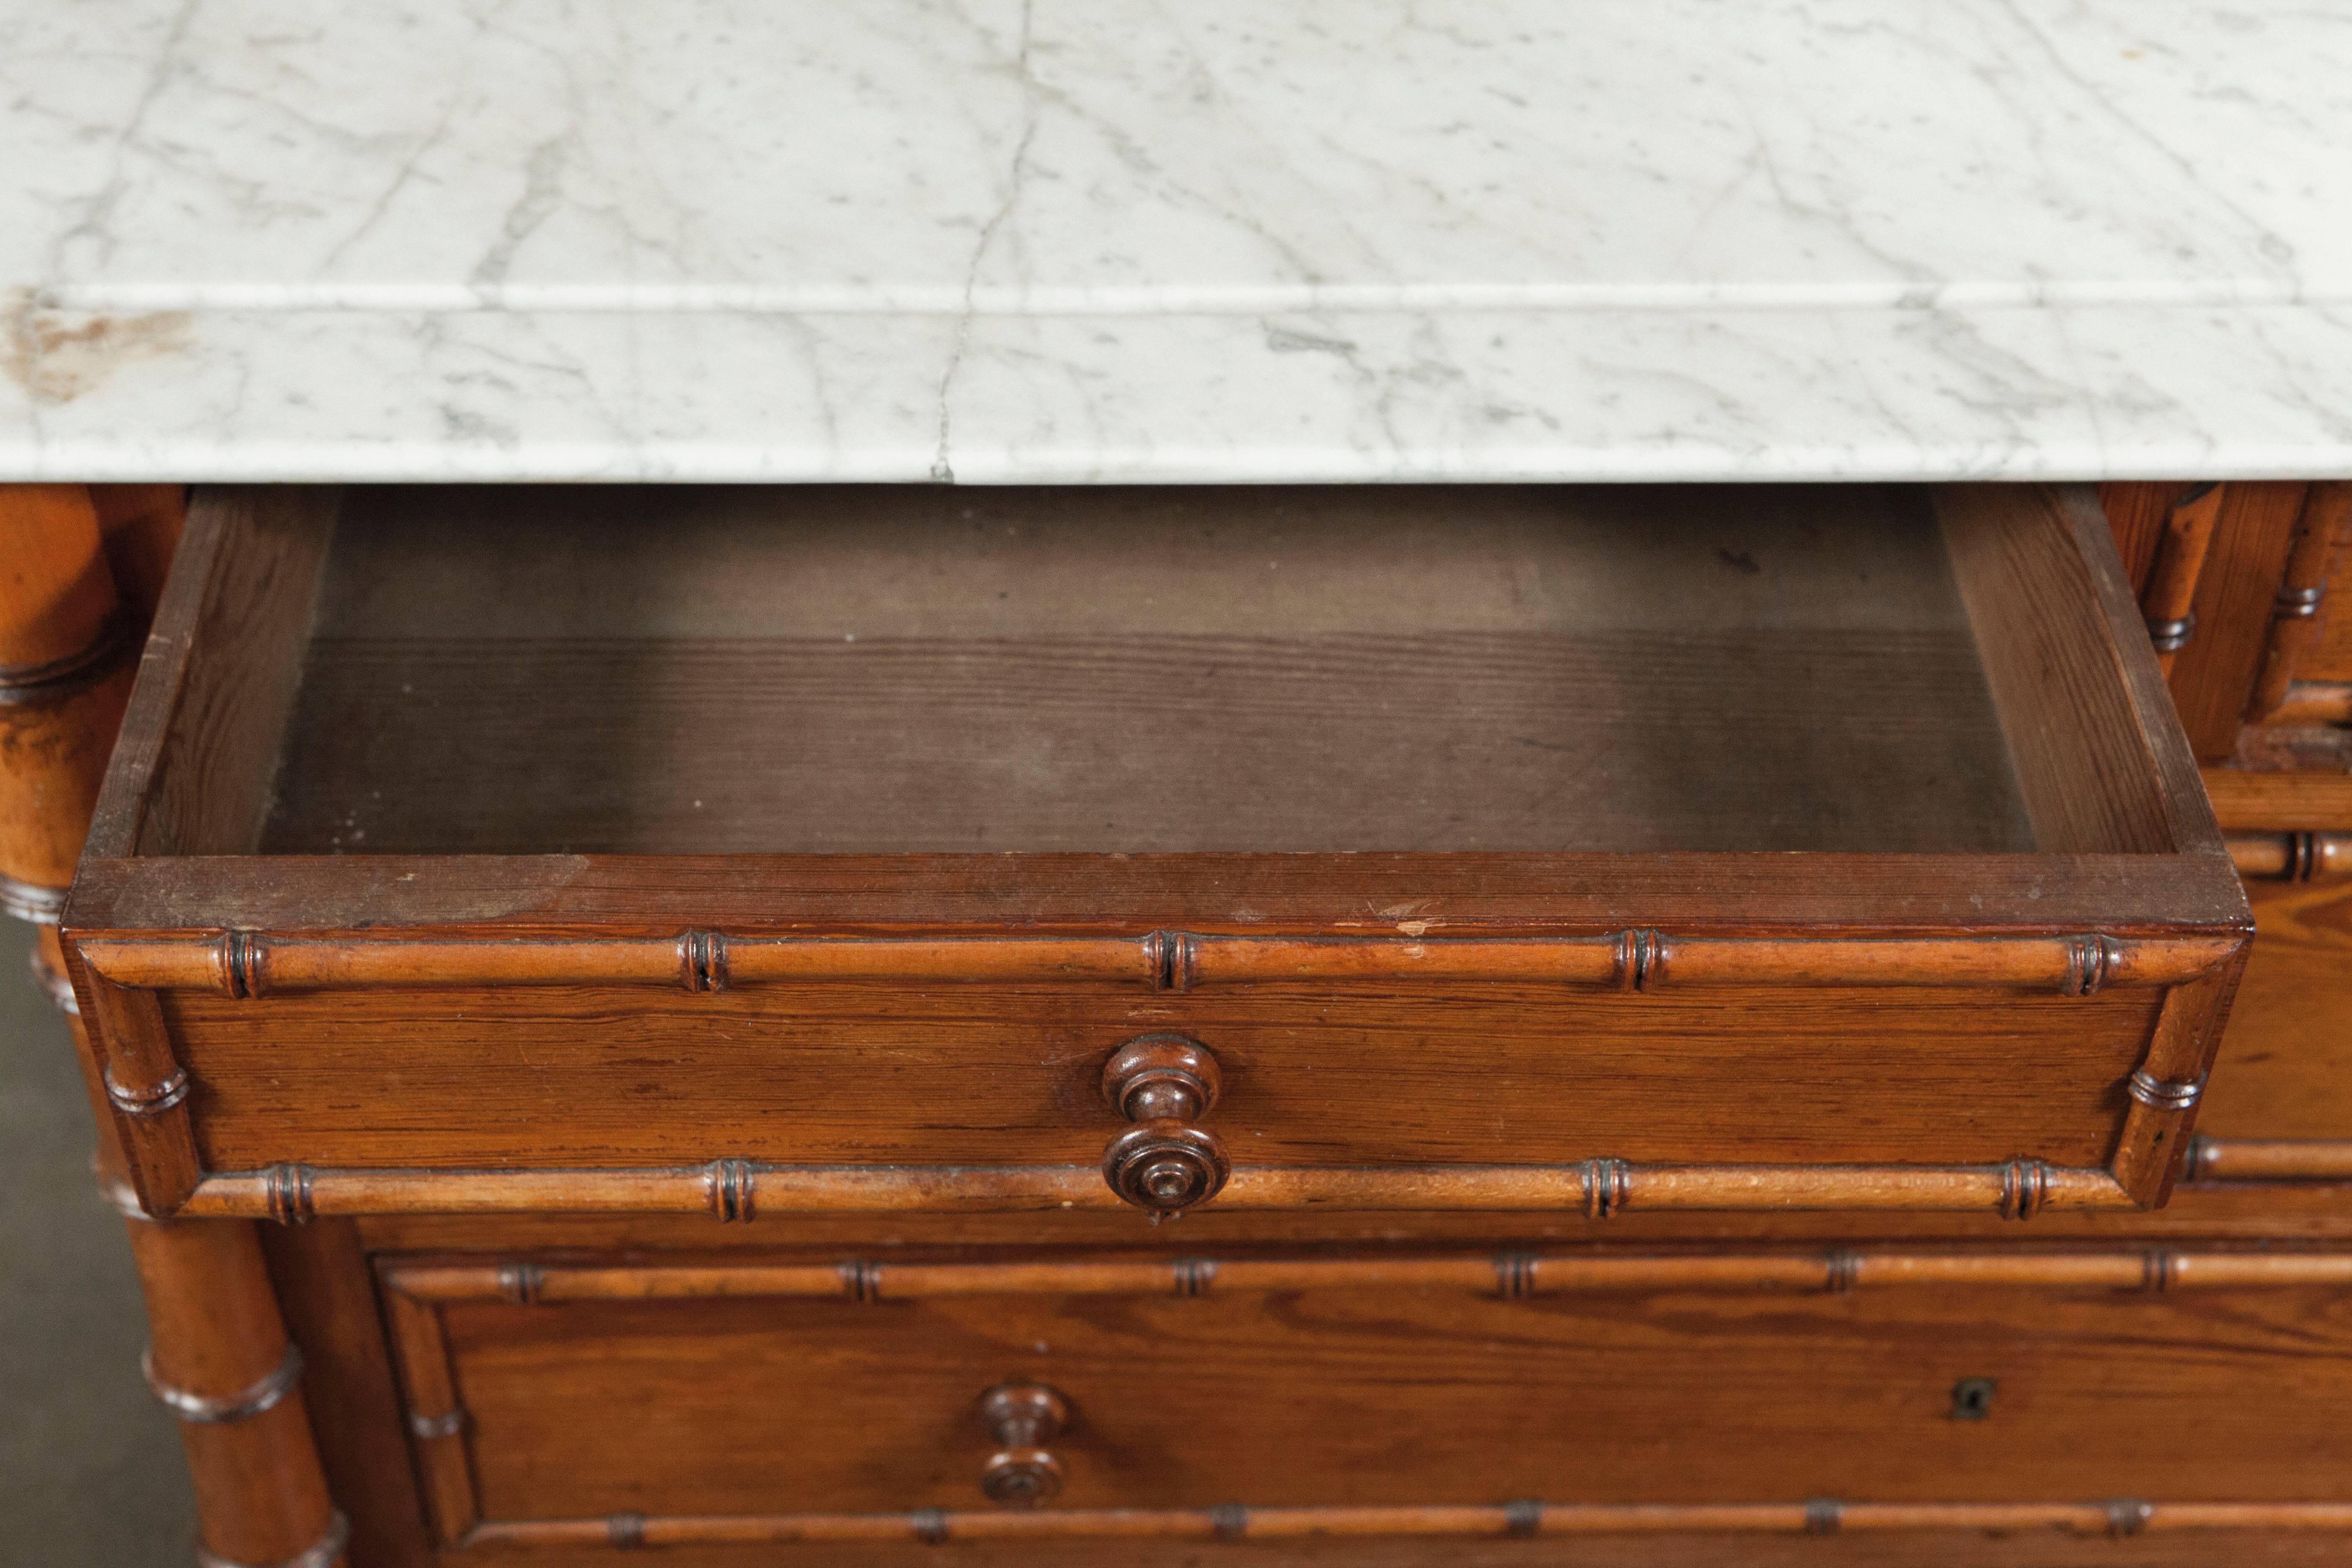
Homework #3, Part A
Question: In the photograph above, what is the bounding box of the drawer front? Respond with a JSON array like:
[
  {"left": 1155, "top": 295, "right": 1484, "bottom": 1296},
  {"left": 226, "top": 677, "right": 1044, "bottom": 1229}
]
[
  {"left": 65, "top": 482, "right": 2250, "bottom": 1220},
  {"left": 75, "top": 919, "right": 2238, "bottom": 1220},
  {"left": 379, "top": 1248, "right": 2352, "bottom": 1552},
  {"left": 165, "top": 972, "right": 2164, "bottom": 1170}
]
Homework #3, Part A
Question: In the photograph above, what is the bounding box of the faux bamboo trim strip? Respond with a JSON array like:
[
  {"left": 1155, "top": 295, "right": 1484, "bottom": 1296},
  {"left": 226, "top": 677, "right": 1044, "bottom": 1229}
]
[
  {"left": 142, "top": 1342, "right": 304, "bottom": 1424},
  {"left": 0, "top": 603, "right": 135, "bottom": 705},
  {"left": 384, "top": 1248, "right": 2352, "bottom": 1307},
  {"left": 2271, "top": 682, "right": 2352, "bottom": 726},
  {"left": 183, "top": 1159, "right": 2138, "bottom": 1222},
  {"left": 0, "top": 869, "right": 67, "bottom": 924},
  {"left": 463, "top": 1499, "right": 2352, "bottom": 1548},
  {"left": 76, "top": 929, "right": 2239, "bottom": 995},
  {"left": 2226, "top": 832, "right": 2352, "bottom": 883},
  {"left": 28, "top": 944, "right": 76, "bottom": 1014},
  {"left": 193, "top": 1510, "right": 349, "bottom": 1568},
  {"left": 2190, "top": 1137, "right": 2352, "bottom": 1183}
]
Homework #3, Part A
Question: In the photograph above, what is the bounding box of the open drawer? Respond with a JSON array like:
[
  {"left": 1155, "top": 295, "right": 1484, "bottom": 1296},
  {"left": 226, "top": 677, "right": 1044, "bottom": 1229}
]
[{"left": 63, "top": 483, "right": 2248, "bottom": 1221}]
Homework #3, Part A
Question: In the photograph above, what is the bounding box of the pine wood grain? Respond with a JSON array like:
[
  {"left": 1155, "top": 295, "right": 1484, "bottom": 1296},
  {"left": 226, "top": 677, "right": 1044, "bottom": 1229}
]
[
  {"left": 158, "top": 981, "right": 2161, "bottom": 1173},
  {"left": 387, "top": 1261, "right": 2352, "bottom": 1519}
]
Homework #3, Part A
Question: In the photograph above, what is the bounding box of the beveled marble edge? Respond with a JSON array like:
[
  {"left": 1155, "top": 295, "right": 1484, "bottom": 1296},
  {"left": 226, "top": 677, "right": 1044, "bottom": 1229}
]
[
  {"left": 6, "top": 299, "right": 2349, "bottom": 484},
  {"left": 6, "top": 0, "right": 2350, "bottom": 483}
]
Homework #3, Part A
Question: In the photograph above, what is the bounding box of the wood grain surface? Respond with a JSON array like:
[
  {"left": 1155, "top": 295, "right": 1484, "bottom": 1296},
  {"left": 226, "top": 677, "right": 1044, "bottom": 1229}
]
[
  {"left": 155, "top": 980, "right": 2164, "bottom": 1173},
  {"left": 377, "top": 1253, "right": 2352, "bottom": 1521}
]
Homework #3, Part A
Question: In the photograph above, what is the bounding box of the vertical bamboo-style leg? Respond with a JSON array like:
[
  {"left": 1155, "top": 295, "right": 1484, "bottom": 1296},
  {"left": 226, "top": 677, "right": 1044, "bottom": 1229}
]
[
  {"left": 2, "top": 485, "right": 348, "bottom": 1568},
  {"left": 123, "top": 1203, "right": 351, "bottom": 1568}
]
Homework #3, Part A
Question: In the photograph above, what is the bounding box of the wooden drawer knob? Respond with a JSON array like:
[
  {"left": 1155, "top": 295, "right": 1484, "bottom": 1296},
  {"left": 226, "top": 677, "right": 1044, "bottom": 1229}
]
[
  {"left": 978, "top": 1384, "right": 1068, "bottom": 1507},
  {"left": 1101, "top": 1035, "right": 1229, "bottom": 1217}
]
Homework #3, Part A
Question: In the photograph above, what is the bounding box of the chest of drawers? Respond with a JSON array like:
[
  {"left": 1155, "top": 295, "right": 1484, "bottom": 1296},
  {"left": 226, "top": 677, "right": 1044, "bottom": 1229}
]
[
  {"left": 66, "top": 481, "right": 2244, "bottom": 1232},
  {"left": 10, "top": 477, "right": 2349, "bottom": 1568}
]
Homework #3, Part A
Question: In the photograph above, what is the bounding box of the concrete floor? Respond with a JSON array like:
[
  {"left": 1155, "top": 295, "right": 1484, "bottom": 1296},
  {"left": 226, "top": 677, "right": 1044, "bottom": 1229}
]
[{"left": 0, "top": 922, "right": 195, "bottom": 1565}]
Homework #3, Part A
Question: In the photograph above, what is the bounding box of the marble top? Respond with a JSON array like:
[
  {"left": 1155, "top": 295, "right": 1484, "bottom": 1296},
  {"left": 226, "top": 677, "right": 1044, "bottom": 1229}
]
[{"left": 4, "top": 1, "right": 2348, "bottom": 484}]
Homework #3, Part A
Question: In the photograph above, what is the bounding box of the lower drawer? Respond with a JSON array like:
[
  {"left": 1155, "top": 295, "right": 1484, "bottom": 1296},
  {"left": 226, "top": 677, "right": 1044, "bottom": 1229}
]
[{"left": 379, "top": 1246, "right": 2352, "bottom": 1554}]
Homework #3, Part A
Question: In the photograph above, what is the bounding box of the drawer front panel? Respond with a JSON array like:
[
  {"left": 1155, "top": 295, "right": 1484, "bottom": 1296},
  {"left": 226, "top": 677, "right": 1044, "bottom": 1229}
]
[
  {"left": 168, "top": 980, "right": 2160, "bottom": 1172},
  {"left": 379, "top": 1250, "right": 2352, "bottom": 1545},
  {"left": 66, "top": 482, "right": 2251, "bottom": 1218}
]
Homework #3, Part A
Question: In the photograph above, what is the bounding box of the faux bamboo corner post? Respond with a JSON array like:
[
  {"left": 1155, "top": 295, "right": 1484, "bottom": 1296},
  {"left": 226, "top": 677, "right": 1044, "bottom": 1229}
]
[{"left": 0, "top": 486, "right": 348, "bottom": 1568}]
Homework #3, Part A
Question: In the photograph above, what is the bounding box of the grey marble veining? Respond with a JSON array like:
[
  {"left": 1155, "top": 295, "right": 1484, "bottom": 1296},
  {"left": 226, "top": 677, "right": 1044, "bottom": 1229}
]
[{"left": 3, "top": 0, "right": 2348, "bottom": 481}]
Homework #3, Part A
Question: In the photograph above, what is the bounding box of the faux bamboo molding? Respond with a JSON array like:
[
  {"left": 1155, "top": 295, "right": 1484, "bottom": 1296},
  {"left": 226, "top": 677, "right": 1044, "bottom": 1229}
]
[
  {"left": 184, "top": 1159, "right": 2140, "bottom": 1222},
  {"left": 144, "top": 1342, "right": 306, "bottom": 1424},
  {"left": 0, "top": 603, "right": 137, "bottom": 706},
  {"left": 461, "top": 1500, "right": 2352, "bottom": 1548},
  {"left": 2247, "top": 481, "right": 2349, "bottom": 721},
  {"left": 2226, "top": 831, "right": 2352, "bottom": 882},
  {"left": 0, "top": 868, "right": 68, "bottom": 924},
  {"left": 2140, "top": 482, "right": 2225, "bottom": 671},
  {"left": 74, "top": 928, "right": 2242, "bottom": 996},
  {"left": 2272, "top": 682, "right": 2352, "bottom": 725},
  {"left": 382, "top": 1248, "right": 2352, "bottom": 1308},
  {"left": 2189, "top": 1137, "right": 2352, "bottom": 1183},
  {"left": 192, "top": 1511, "right": 349, "bottom": 1568}
]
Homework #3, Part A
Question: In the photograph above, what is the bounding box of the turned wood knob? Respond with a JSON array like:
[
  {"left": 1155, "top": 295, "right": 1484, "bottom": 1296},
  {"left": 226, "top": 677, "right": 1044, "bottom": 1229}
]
[
  {"left": 978, "top": 1384, "right": 1068, "bottom": 1507},
  {"left": 1101, "top": 1036, "right": 1229, "bottom": 1216}
]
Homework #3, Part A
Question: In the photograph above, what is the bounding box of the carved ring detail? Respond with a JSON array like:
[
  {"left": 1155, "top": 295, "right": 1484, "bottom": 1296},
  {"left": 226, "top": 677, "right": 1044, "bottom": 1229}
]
[
  {"left": 144, "top": 1342, "right": 305, "bottom": 1425},
  {"left": 409, "top": 1408, "right": 467, "bottom": 1440},
  {"left": 0, "top": 605, "right": 135, "bottom": 705},
  {"left": 194, "top": 1510, "right": 350, "bottom": 1568},
  {"left": 103, "top": 1065, "right": 191, "bottom": 1117},
  {"left": 2127, "top": 1070, "right": 2204, "bottom": 1112},
  {"left": 0, "top": 870, "right": 68, "bottom": 925}
]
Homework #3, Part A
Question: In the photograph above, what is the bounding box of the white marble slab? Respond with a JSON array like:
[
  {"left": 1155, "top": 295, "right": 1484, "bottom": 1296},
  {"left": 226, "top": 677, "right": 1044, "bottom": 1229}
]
[{"left": 4, "top": 0, "right": 2349, "bottom": 482}]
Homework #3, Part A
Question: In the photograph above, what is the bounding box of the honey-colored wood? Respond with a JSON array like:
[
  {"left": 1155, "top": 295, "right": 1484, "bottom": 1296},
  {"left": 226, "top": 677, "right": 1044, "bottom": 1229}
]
[
  {"left": 2096, "top": 480, "right": 2188, "bottom": 595},
  {"left": 63, "top": 482, "right": 2249, "bottom": 1220},
  {"left": 2183, "top": 872, "right": 2352, "bottom": 1145},
  {"left": 79, "top": 972, "right": 203, "bottom": 1212},
  {"left": 0, "top": 483, "right": 118, "bottom": 667},
  {"left": 2248, "top": 483, "right": 2350, "bottom": 720},
  {"left": 2166, "top": 482, "right": 2311, "bottom": 758},
  {"left": 259, "top": 1219, "right": 436, "bottom": 1568},
  {"left": 381, "top": 1279, "right": 477, "bottom": 1545},
  {"left": 385, "top": 1248, "right": 2352, "bottom": 1305},
  {"left": 330, "top": 1529, "right": 2352, "bottom": 1567},
  {"left": 2135, "top": 483, "right": 2224, "bottom": 677},
  {"left": 88, "top": 483, "right": 187, "bottom": 624},
  {"left": 2270, "top": 682, "right": 2352, "bottom": 725},
  {"left": 126, "top": 1214, "right": 345, "bottom": 1568},
  {"left": 0, "top": 485, "right": 344, "bottom": 1568},
  {"left": 373, "top": 1249, "right": 2352, "bottom": 1535},
  {"left": 2304, "top": 487, "right": 2352, "bottom": 683},
  {"left": 72, "top": 928, "right": 2240, "bottom": 994},
  {"left": 2202, "top": 767, "right": 2352, "bottom": 832},
  {"left": 0, "top": 484, "right": 137, "bottom": 899},
  {"left": 59, "top": 479, "right": 2331, "bottom": 1568},
  {"left": 2109, "top": 965, "right": 2239, "bottom": 1208},
  {"left": 2227, "top": 833, "right": 2352, "bottom": 882},
  {"left": 460, "top": 1503, "right": 2352, "bottom": 1549},
  {"left": 178, "top": 1161, "right": 2139, "bottom": 1221}
]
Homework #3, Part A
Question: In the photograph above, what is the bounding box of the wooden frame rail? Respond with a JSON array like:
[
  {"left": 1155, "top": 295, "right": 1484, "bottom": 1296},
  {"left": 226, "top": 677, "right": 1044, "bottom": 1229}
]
[
  {"left": 191, "top": 1160, "right": 2138, "bottom": 1223},
  {"left": 385, "top": 1248, "right": 2352, "bottom": 1306},
  {"left": 460, "top": 1501, "right": 2352, "bottom": 1548},
  {"left": 71, "top": 923, "right": 2240, "bottom": 1217},
  {"left": 76, "top": 928, "right": 2240, "bottom": 996}
]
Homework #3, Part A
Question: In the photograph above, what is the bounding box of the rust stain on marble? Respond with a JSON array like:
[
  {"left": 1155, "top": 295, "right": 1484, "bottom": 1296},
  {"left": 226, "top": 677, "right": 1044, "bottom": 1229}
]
[{"left": 3, "top": 290, "right": 192, "bottom": 402}]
